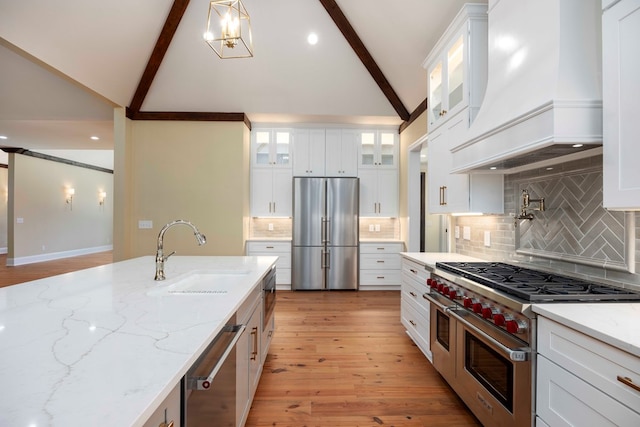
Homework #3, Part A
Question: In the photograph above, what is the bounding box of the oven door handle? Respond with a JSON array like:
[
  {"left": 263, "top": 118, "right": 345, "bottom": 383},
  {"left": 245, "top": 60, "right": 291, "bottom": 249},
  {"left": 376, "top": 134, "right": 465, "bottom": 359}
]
[
  {"left": 448, "top": 309, "right": 531, "bottom": 362},
  {"left": 422, "top": 291, "right": 455, "bottom": 311}
]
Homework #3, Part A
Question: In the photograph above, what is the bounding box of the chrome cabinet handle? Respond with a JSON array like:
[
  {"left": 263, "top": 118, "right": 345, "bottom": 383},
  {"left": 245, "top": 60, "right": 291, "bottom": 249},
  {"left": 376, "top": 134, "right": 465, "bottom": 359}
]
[{"left": 617, "top": 376, "right": 640, "bottom": 392}]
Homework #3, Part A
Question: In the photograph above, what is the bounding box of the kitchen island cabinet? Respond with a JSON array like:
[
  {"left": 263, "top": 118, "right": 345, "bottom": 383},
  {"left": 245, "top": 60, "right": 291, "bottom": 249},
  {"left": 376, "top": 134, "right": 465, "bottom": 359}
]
[
  {"left": 0, "top": 255, "right": 277, "bottom": 427},
  {"left": 534, "top": 304, "right": 640, "bottom": 426}
]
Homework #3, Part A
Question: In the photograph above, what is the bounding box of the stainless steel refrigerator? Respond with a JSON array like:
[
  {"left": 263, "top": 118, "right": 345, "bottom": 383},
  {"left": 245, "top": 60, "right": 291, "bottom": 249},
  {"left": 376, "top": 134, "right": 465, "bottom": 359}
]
[{"left": 292, "top": 177, "right": 359, "bottom": 290}]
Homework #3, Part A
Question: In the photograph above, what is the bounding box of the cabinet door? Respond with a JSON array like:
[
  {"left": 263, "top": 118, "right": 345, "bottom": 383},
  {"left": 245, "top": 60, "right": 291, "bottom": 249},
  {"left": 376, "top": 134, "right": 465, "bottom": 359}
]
[
  {"left": 272, "top": 168, "right": 292, "bottom": 217},
  {"left": 325, "top": 129, "right": 343, "bottom": 176},
  {"left": 428, "top": 58, "right": 444, "bottom": 128},
  {"left": 358, "top": 169, "right": 378, "bottom": 216},
  {"left": 251, "top": 168, "right": 274, "bottom": 216},
  {"left": 253, "top": 130, "right": 273, "bottom": 167},
  {"left": 247, "top": 305, "right": 261, "bottom": 396},
  {"left": 293, "top": 129, "right": 325, "bottom": 176},
  {"left": 359, "top": 130, "right": 377, "bottom": 168},
  {"left": 340, "top": 129, "right": 359, "bottom": 176},
  {"left": 603, "top": 0, "right": 640, "bottom": 209},
  {"left": 378, "top": 131, "right": 398, "bottom": 168},
  {"left": 377, "top": 169, "right": 398, "bottom": 216},
  {"left": 427, "top": 127, "right": 449, "bottom": 214},
  {"left": 441, "top": 112, "right": 470, "bottom": 213}
]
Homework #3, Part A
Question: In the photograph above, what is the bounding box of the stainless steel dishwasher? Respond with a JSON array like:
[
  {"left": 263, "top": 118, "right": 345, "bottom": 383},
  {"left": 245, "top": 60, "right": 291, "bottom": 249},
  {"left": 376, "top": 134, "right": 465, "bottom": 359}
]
[{"left": 182, "top": 316, "right": 245, "bottom": 427}]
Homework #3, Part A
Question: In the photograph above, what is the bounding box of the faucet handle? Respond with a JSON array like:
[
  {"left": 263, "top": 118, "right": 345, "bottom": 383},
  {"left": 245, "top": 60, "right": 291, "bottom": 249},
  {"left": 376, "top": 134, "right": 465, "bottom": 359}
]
[{"left": 164, "top": 251, "right": 176, "bottom": 261}]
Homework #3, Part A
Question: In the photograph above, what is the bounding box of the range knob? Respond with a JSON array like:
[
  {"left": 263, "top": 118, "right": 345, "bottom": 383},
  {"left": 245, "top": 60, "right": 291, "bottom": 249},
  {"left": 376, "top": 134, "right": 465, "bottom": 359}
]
[
  {"left": 429, "top": 280, "right": 438, "bottom": 289},
  {"left": 427, "top": 278, "right": 433, "bottom": 287},
  {"left": 472, "top": 302, "right": 484, "bottom": 314},
  {"left": 463, "top": 297, "right": 475, "bottom": 309},
  {"left": 481, "top": 307, "right": 499, "bottom": 320},
  {"left": 448, "top": 289, "right": 458, "bottom": 299},
  {"left": 440, "top": 285, "right": 450, "bottom": 296},
  {"left": 437, "top": 283, "right": 445, "bottom": 292},
  {"left": 493, "top": 313, "right": 507, "bottom": 326},
  {"left": 505, "top": 319, "right": 527, "bottom": 334}
]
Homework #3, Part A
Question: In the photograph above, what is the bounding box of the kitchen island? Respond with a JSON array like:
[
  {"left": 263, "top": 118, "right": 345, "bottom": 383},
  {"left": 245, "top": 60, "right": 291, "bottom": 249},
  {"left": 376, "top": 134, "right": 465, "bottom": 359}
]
[{"left": 0, "top": 255, "right": 277, "bottom": 427}]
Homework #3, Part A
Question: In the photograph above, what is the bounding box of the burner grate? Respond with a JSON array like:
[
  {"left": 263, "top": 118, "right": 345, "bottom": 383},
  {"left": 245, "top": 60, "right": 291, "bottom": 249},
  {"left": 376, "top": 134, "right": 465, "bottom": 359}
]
[{"left": 436, "top": 262, "right": 640, "bottom": 302}]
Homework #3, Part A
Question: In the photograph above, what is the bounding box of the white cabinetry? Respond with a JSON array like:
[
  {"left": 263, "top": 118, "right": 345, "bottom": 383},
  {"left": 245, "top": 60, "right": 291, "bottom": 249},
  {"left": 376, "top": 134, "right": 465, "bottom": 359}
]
[
  {"left": 292, "top": 129, "right": 326, "bottom": 177},
  {"left": 247, "top": 241, "right": 291, "bottom": 288},
  {"left": 251, "top": 168, "right": 292, "bottom": 217},
  {"left": 536, "top": 316, "right": 640, "bottom": 426},
  {"left": 142, "top": 382, "right": 181, "bottom": 427},
  {"left": 236, "top": 284, "right": 263, "bottom": 427},
  {"left": 602, "top": 0, "right": 640, "bottom": 209},
  {"left": 359, "top": 169, "right": 398, "bottom": 217},
  {"left": 427, "top": 108, "right": 503, "bottom": 214},
  {"left": 358, "top": 130, "right": 398, "bottom": 169},
  {"left": 325, "top": 129, "right": 358, "bottom": 176},
  {"left": 423, "top": 3, "right": 488, "bottom": 132},
  {"left": 400, "top": 256, "right": 431, "bottom": 361},
  {"left": 252, "top": 129, "right": 292, "bottom": 167},
  {"left": 359, "top": 242, "right": 403, "bottom": 289}
]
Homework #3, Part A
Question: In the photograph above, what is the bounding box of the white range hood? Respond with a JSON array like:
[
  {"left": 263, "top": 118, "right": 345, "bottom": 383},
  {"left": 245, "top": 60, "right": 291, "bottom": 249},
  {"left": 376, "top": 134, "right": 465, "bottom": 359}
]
[{"left": 451, "top": 0, "right": 603, "bottom": 173}]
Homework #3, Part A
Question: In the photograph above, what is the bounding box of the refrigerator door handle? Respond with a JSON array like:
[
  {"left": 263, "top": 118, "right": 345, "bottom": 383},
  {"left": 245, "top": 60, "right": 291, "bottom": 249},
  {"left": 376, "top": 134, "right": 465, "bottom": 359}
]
[
  {"left": 321, "top": 217, "right": 328, "bottom": 244},
  {"left": 325, "top": 218, "right": 331, "bottom": 245},
  {"left": 325, "top": 249, "right": 330, "bottom": 269},
  {"left": 320, "top": 249, "right": 329, "bottom": 269}
]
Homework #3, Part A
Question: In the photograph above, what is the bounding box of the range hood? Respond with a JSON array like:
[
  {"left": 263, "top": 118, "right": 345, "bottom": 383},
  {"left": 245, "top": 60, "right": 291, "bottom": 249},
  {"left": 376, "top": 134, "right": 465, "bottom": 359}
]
[{"left": 451, "top": 0, "right": 603, "bottom": 173}]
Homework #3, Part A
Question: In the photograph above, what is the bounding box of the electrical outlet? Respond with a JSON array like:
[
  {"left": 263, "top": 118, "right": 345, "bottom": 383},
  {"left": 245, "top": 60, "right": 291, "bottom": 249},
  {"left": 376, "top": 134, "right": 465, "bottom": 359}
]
[
  {"left": 17, "top": 217, "right": 24, "bottom": 224},
  {"left": 138, "top": 220, "right": 153, "bottom": 229},
  {"left": 369, "top": 224, "right": 375, "bottom": 232},
  {"left": 268, "top": 223, "right": 274, "bottom": 231},
  {"left": 374, "top": 224, "right": 380, "bottom": 232},
  {"left": 463, "top": 226, "right": 471, "bottom": 240},
  {"left": 484, "top": 231, "right": 491, "bottom": 247}
]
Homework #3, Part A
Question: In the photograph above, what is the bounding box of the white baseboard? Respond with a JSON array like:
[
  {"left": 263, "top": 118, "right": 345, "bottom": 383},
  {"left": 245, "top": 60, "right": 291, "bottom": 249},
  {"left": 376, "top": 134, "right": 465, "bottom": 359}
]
[
  {"left": 0, "top": 247, "right": 7, "bottom": 255},
  {"left": 7, "top": 245, "right": 113, "bottom": 266}
]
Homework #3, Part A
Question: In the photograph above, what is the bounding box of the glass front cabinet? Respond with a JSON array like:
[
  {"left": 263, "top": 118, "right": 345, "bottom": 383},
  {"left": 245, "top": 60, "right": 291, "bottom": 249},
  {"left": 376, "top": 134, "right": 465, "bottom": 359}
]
[
  {"left": 358, "top": 130, "right": 398, "bottom": 169},
  {"left": 252, "top": 129, "right": 292, "bottom": 168},
  {"left": 423, "top": 4, "right": 488, "bottom": 132}
]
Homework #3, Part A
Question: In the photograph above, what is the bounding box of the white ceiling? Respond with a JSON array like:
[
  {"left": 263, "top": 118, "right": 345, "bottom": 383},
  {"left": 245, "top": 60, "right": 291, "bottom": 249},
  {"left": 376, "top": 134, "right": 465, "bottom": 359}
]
[{"left": 0, "top": 0, "right": 479, "bottom": 161}]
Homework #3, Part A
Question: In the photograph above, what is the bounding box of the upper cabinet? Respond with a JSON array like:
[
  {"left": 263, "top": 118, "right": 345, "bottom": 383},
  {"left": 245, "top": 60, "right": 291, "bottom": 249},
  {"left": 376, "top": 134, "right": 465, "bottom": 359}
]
[
  {"left": 422, "top": 3, "right": 488, "bottom": 132},
  {"left": 358, "top": 130, "right": 398, "bottom": 169},
  {"left": 252, "top": 129, "right": 292, "bottom": 168},
  {"left": 292, "top": 129, "right": 326, "bottom": 177},
  {"left": 325, "top": 129, "right": 358, "bottom": 176},
  {"left": 602, "top": 0, "right": 640, "bottom": 210}
]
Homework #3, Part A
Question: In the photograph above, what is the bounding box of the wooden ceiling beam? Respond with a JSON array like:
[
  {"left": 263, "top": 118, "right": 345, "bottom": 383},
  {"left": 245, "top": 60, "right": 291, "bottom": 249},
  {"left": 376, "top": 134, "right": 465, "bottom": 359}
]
[
  {"left": 128, "top": 0, "right": 191, "bottom": 114},
  {"left": 318, "top": 0, "right": 410, "bottom": 122}
]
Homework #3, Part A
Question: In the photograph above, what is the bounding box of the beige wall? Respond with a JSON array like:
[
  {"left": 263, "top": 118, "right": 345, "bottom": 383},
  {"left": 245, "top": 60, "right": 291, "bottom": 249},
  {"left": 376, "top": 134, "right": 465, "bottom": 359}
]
[
  {"left": 8, "top": 153, "right": 113, "bottom": 262},
  {"left": 0, "top": 167, "right": 7, "bottom": 252},
  {"left": 398, "top": 112, "right": 428, "bottom": 245},
  {"left": 114, "top": 119, "right": 250, "bottom": 260}
]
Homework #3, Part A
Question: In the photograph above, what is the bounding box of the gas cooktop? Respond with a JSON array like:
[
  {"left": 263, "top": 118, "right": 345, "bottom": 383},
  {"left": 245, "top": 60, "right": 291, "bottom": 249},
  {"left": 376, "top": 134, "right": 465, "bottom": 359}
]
[{"left": 435, "top": 262, "right": 640, "bottom": 303}]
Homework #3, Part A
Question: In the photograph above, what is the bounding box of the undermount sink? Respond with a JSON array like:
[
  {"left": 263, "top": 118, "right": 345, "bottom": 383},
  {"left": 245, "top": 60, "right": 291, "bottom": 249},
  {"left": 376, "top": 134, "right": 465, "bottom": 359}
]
[{"left": 147, "top": 270, "right": 250, "bottom": 296}]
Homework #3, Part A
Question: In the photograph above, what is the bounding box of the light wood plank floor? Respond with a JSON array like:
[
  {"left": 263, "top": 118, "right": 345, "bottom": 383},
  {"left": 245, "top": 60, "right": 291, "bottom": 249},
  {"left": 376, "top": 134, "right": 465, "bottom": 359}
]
[
  {"left": 247, "top": 291, "right": 480, "bottom": 427},
  {"left": 0, "top": 251, "right": 113, "bottom": 288},
  {"left": 0, "top": 254, "right": 479, "bottom": 426}
]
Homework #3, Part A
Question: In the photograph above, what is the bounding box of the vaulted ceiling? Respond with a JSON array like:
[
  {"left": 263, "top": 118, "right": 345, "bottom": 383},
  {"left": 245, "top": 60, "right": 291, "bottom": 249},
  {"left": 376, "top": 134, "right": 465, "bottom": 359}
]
[{"left": 0, "top": 0, "right": 479, "bottom": 154}]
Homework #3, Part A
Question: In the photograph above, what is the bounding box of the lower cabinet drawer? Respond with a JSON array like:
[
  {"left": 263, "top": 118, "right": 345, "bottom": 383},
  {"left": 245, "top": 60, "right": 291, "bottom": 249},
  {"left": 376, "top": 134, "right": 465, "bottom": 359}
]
[
  {"left": 276, "top": 268, "right": 291, "bottom": 285},
  {"left": 360, "top": 253, "right": 401, "bottom": 270},
  {"left": 401, "top": 294, "right": 430, "bottom": 358},
  {"left": 536, "top": 355, "right": 640, "bottom": 427},
  {"left": 360, "top": 270, "right": 401, "bottom": 286}
]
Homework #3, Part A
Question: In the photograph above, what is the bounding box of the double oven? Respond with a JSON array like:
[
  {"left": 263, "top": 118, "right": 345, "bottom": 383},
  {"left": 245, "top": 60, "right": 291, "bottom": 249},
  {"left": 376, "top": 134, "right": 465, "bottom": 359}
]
[{"left": 423, "top": 261, "right": 640, "bottom": 427}]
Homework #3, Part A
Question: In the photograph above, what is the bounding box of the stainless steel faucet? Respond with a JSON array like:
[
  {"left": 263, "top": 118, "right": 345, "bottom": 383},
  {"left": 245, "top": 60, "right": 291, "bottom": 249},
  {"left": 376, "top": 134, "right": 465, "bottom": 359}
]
[{"left": 154, "top": 220, "right": 207, "bottom": 281}]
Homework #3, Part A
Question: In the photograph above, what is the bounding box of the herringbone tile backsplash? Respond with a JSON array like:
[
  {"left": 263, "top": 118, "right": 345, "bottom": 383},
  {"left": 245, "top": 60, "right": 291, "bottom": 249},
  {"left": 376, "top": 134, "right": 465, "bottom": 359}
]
[{"left": 454, "top": 156, "right": 640, "bottom": 291}]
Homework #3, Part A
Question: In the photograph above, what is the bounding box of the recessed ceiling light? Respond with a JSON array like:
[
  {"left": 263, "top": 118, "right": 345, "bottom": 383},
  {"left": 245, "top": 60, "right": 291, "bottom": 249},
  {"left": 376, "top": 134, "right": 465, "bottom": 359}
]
[
  {"left": 0, "top": 135, "right": 7, "bottom": 140},
  {"left": 307, "top": 33, "right": 318, "bottom": 45},
  {"left": 572, "top": 143, "right": 583, "bottom": 148},
  {"left": 546, "top": 167, "right": 554, "bottom": 170},
  {"left": 90, "top": 136, "right": 100, "bottom": 141},
  {"left": 489, "top": 166, "right": 497, "bottom": 170}
]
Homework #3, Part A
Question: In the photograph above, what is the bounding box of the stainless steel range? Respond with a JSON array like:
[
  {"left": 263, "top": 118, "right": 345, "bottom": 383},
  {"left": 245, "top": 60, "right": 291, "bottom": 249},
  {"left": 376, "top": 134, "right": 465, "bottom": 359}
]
[{"left": 424, "top": 262, "right": 640, "bottom": 427}]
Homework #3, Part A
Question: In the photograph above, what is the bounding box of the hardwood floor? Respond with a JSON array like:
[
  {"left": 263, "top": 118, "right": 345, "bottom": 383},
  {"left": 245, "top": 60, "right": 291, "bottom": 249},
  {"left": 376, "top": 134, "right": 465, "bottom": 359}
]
[
  {"left": 247, "top": 291, "right": 480, "bottom": 427},
  {"left": 0, "top": 251, "right": 113, "bottom": 288},
  {"left": 0, "top": 254, "right": 479, "bottom": 426}
]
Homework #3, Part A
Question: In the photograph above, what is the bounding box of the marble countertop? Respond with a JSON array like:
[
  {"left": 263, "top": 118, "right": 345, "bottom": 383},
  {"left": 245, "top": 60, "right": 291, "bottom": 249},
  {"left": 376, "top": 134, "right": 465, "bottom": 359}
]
[
  {"left": 400, "top": 252, "right": 486, "bottom": 270},
  {"left": 533, "top": 304, "right": 640, "bottom": 357},
  {"left": 0, "top": 255, "right": 277, "bottom": 427}
]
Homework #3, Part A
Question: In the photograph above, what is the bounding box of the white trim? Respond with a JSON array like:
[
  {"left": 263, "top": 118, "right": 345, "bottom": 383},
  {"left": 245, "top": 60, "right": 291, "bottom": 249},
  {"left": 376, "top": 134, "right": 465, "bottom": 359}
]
[
  {"left": 0, "top": 247, "right": 7, "bottom": 255},
  {"left": 407, "top": 134, "right": 428, "bottom": 252},
  {"left": 7, "top": 245, "right": 113, "bottom": 266}
]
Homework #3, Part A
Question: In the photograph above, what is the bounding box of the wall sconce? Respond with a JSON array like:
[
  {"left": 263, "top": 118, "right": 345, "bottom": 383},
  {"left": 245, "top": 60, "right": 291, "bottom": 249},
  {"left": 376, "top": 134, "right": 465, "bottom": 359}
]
[
  {"left": 98, "top": 191, "right": 107, "bottom": 206},
  {"left": 66, "top": 187, "right": 75, "bottom": 210},
  {"left": 203, "top": 0, "right": 253, "bottom": 59}
]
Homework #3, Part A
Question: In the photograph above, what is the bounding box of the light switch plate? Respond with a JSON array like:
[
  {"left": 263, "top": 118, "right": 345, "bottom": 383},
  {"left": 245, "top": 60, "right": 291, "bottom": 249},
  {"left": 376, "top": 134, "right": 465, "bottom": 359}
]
[
  {"left": 463, "top": 226, "right": 471, "bottom": 240},
  {"left": 484, "top": 231, "right": 491, "bottom": 247},
  {"left": 17, "top": 217, "right": 24, "bottom": 224},
  {"left": 455, "top": 226, "right": 460, "bottom": 239},
  {"left": 369, "top": 224, "right": 375, "bottom": 231},
  {"left": 375, "top": 224, "right": 380, "bottom": 232},
  {"left": 268, "top": 223, "right": 274, "bottom": 231},
  {"left": 138, "top": 220, "right": 153, "bottom": 229}
]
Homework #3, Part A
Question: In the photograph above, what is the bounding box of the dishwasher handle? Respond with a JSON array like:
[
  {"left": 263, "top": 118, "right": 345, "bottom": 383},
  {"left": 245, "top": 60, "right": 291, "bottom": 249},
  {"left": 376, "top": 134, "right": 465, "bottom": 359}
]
[{"left": 189, "top": 324, "right": 246, "bottom": 391}]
